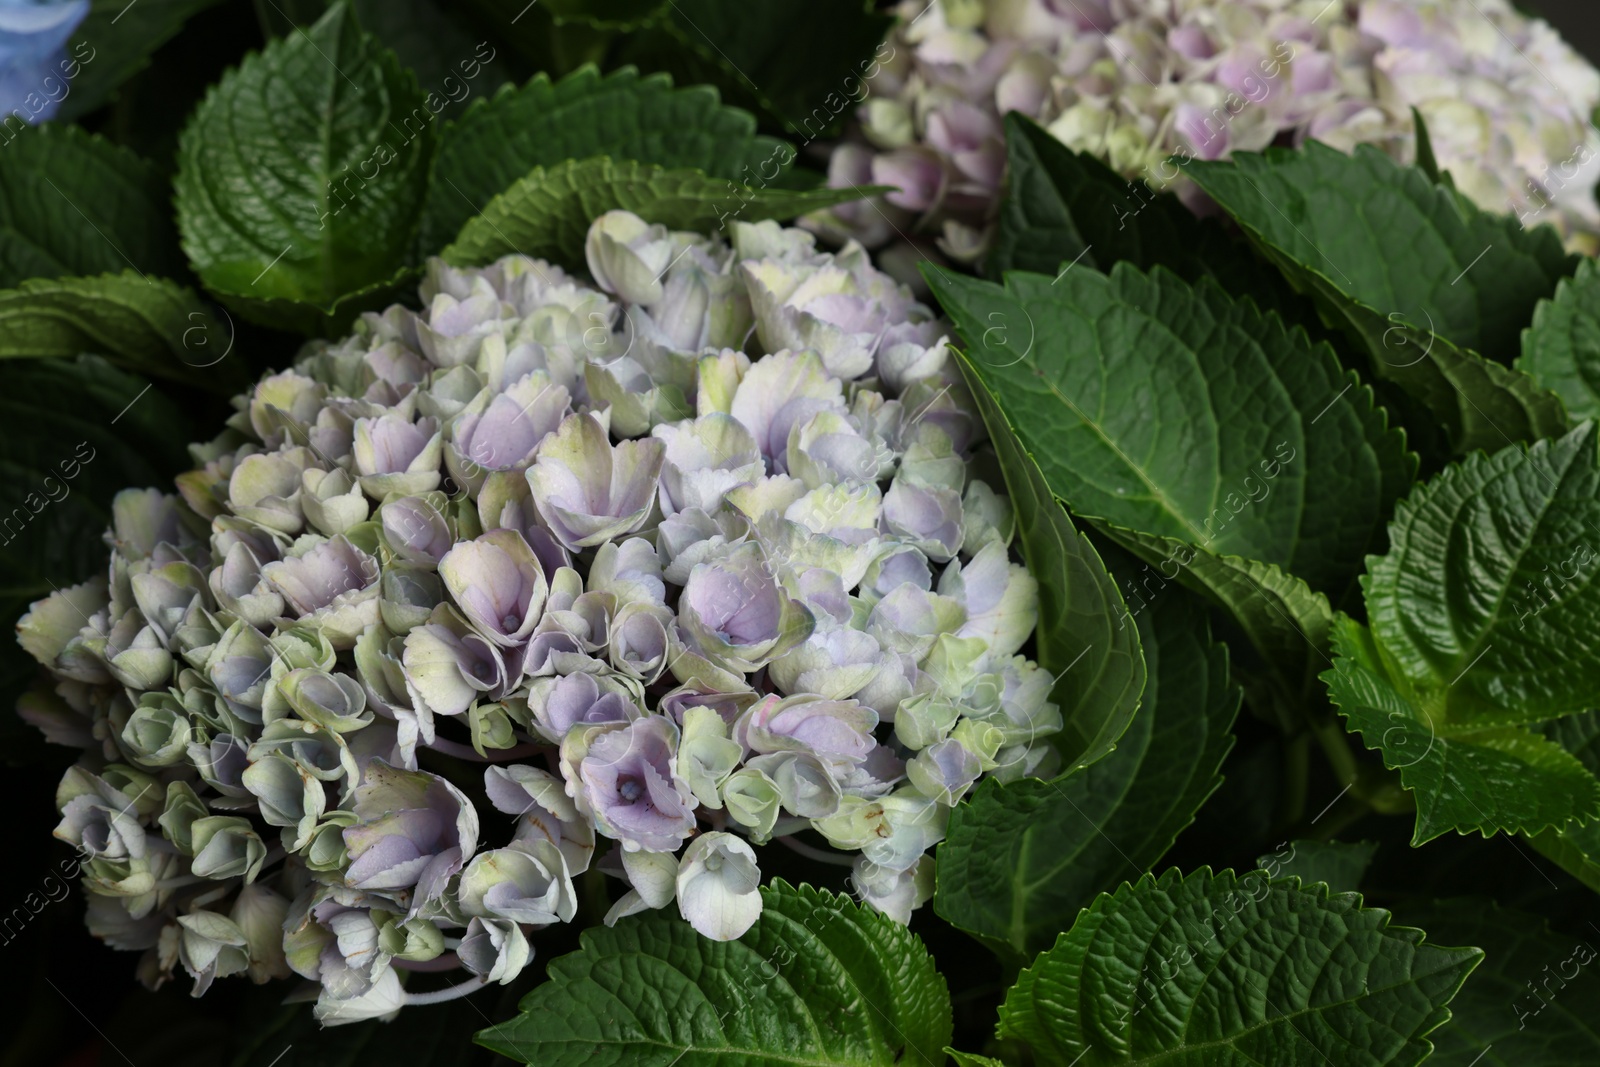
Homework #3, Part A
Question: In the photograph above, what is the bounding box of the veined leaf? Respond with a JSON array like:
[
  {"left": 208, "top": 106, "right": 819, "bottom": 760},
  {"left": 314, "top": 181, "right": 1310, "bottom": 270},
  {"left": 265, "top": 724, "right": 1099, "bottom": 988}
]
[
  {"left": 1518, "top": 257, "right": 1600, "bottom": 421},
  {"left": 1527, "top": 710, "right": 1600, "bottom": 890},
  {"left": 419, "top": 65, "right": 793, "bottom": 255},
  {"left": 960, "top": 355, "right": 1144, "bottom": 772},
  {"left": 1387, "top": 900, "right": 1600, "bottom": 1067},
  {"left": 1258, "top": 839, "right": 1378, "bottom": 894},
  {"left": 947, "top": 1054, "right": 1007, "bottom": 1067},
  {"left": 0, "top": 272, "right": 245, "bottom": 391},
  {"left": 997, "top": 868, "right": 1481, "bottom": 1067},
  {"left": 0, "top": 124, "right": 182, "bottom": 286},
  {"left": 612, "top": 0, "right": 892, "bottom": 137},
  {"left": 1188, "top": 142, "right": 1574, "bottom": 453},
  {"left": 935, "top": 585, "right": 1236, "bottom": 962},
  {"left": 59, "top": 0, "right": 225, "bottom": 120},
  {"left": 1325, "top": 617, "right": 1600, "bottom": 843},
  {"left": 925, "top": 262, "right": 1409, "bottom": 671},
  {"left": 1096, "top": 522, "right": 1335, "bottom": 690},
  {"left": 477, "top": 881, "right": 952, "bottom": 1066},
  {"left": 987, "top": 113, "right": 1311, "bottom": 327},
  {"left": 443, "top": 156, "right": 877, "bottom": 267},
  {"left": 175, "top": 2, "right": 434, "bottom": 332},
  {"left": 1187, "top": 142, "right": 1574, "bottom": 361},
  {"left": 1367, "top": 423, "right": 1600, "bottom": 725}
]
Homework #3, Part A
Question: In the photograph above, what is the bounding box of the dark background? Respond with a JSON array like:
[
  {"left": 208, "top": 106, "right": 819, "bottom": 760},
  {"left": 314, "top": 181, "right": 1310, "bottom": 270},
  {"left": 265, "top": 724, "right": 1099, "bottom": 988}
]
[{"left": 1533, "top": 0, "right": 1600, "bottom": 60}]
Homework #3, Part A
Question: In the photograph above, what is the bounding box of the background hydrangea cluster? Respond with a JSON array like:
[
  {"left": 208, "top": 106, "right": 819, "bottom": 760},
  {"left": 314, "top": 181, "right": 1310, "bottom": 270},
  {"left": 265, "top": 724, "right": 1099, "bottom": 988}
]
[
  {"left": 814, "top": 0, "right": 1600, "bottom": 259},
  {"left": 16, "top": 210, "right": 1057, "bottom": 1023}
]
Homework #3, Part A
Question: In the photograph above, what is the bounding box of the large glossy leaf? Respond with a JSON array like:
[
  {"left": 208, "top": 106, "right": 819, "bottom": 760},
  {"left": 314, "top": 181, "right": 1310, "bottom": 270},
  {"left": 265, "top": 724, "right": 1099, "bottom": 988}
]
[
  {"left": 961, "top": 355, "right": 1144, "bottom": 772},
  {"left": 1185, "top": 140, "right": 1574, "bottom": 359},
  {"left": 611, "top": 0, "right": 892, "bottom": 137},
  {"left": 996, "top": 867, "right": 1481, "bottom": 1067},
  {"left": 1325, "top": 618, "right": 1600, "bottom": 844},
  {"left": 1188, "top": 142, "right": 1574, "bottom": 453},
  {"left": 58, "top": 0, "right": 225, "bottom": 120},
  {"left": 986, "top": 113, "right": 1309, "bottom": 326},
  {"left": 1099, "top": 522, "right": 1336, "bottom": 691},
  {"left": 418, "top": 65, "right": 792, "bottom": 255},
  {"left": 925, "top": 262, "right": 1410, "bottom": 673},
  {"left": 936, "top": 585, "right": 1236, "bottom": 962},
  {"left": 0, "top": 124, "right": 182, "bottom": 286},
  {"left": 477, "top": 881, "right": 952, "bottom": 1066},
  {"left": 442, "top": 156, "right": 876, "bottom": 267},
  {"left": 1387, "top": 900, "right": 1600, "bottom": 1067},
  {"left": 926, "top": 264, "right": 1412, "bottom": 597},
  {"left": 1527, "top": 710, "right": 1600, "bottom": 890},
  {"left": 175, "top": 2, "right": 433, "bottom": 332},
  {"left": 1367, "top": 422, "right": 1600, "bottom": 725},
  {"left": 1518, "top": 257, "right": 1600, "bottom": 422},
  {"left": 0, "top": 272, "right": 246, "bottom": 391}
]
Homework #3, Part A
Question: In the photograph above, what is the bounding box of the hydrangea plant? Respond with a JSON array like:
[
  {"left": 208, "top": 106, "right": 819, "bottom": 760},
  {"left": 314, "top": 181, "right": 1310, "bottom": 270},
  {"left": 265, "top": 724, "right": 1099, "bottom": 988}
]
[
  {"left": 813, "top": 0, "right": 1600, "bottom": 259},
  {"left": 17, "top": 210, "right": 1056, "bottom": 1021},
  {"left": 9, "top": 1, "right": 1600, "bottom": 1063}
]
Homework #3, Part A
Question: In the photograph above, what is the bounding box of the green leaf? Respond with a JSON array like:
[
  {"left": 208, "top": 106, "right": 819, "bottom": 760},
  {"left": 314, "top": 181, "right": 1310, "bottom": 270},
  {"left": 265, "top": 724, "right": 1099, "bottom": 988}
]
[
  {"left": 925, "top": 262, "right": 1410, "bottom": 670},
  {"left": 0, "top": 124, "right": 183, "bottom": 287},
  {"left": 612, "top": 0, "right": 893, "bottom": 137},
  {"left": 1325, "top": 617, "right": 1600, "bottom": 844},
  {"left": 959, "top": 353, "right": 1145, "bottom": 772},
  {"left": 947, "top": 1054, "right": 1008, "bottom": 1067},
  {"left": 1518, "top": 257, "right": 1600, "bottom": 421},
  {"left": 936, "top": 584, "right": 1237, "bottom": 961},
  {"left": 0, "top": 272, "right": 246, "bottom": 391},
  {"left": 996, "top": 867, "right": 1481, "bottom": 1067},
  {"left": 477, "top": 880, "right": 953, "bottom": 1067},
  {"left": 1188, "top": 142, "right": 1574, "bottom": 361},
  {"left": 1188, "top": 142, "right": 1575, "bottom": 453},
  {"left": 175, "top": 2, "right": 434, "bottom": 331},
  {"left": 418, "top": 65, "right": 793, "bottom": 255},
  {"left": 442, "top": 156, "right": 877, "bottom": 268},
  {"left": 1367, "top": 423, "right": 1600, "bottom": 725},
  {"left": 986, "top": 114, "right": 1311, "bottom": 326},
  {"left": 1258, "top": 839, "right": 1378, "bottom": 894},
  {"left": 1095, "top": 523, "right": 1336, "bottom": 688},
  {"left": 58, "top": 0, "right": 225, "bottom": 120},
  {"left": 1387, "top": 900, "right": 1600, "bottom": 1067},
  {"left": 1410, "top": 107, "right": 1441, "bottom": 186},
  {"left": 1527, "top": 710, "right": 1600, "bottom": 890},
  {"left": 1526, "top": 817, "right": 1600, "bottom": 892}
]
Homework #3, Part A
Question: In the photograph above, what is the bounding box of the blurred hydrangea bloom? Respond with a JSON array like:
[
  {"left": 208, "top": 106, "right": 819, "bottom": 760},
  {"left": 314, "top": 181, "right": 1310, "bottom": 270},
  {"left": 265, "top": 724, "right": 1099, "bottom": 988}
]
[
  {"left": 0, "top": 0, "right": 88, "bottom": 123},
  {"left": 17, "top": 210, "right": 1056, "bottom": 1019},
  {"left": 812, "top": 0, "right": 1600, "bottom": 260}
]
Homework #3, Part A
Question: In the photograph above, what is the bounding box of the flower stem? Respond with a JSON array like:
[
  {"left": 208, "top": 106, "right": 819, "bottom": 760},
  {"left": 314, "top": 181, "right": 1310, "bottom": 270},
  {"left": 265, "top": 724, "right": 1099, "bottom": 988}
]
[{"left": 403, "top": 976, "right": 487, "bottom": 1006}]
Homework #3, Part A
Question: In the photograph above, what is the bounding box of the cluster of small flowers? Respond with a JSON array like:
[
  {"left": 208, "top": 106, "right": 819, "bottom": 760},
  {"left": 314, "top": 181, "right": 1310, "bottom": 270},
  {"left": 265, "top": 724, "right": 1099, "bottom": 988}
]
[
  {"left": 16, "top": 210, "right": 1058, "bottom": 1022},
  {"left": 813, "top": 0, "right": 1600, "bottom": 260}
]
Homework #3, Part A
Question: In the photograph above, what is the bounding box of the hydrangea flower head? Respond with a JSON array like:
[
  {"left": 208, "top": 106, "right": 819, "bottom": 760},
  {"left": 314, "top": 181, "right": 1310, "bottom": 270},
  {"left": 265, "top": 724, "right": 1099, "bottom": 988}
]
[
  {"left": 815, "top": 0, "right": 1600, "bottom": 259},
  {"left": 16, "top": 210, "right": 1056, "bottom": 1018}
]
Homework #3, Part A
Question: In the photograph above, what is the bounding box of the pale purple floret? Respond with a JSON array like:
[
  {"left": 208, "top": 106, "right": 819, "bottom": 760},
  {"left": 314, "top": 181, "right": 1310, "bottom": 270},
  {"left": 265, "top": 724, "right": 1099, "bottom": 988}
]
[
  {"left": 578, "top": 717, "right": 696, "bottom": 852},
  {"left": 262, "top": 537, "right": 378, "bottom": 617}
]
